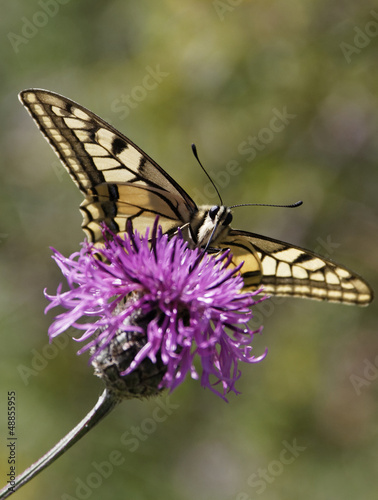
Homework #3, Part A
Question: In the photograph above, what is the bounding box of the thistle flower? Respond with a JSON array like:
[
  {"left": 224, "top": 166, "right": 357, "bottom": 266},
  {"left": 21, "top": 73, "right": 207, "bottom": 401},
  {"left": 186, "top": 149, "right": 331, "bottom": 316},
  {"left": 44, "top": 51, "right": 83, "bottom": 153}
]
[
  {"left": 45, "top": 220, "right": 266, "bottom": 401},
  {"left": 0, "top": 222, "right": 268, "bottom": 498}
]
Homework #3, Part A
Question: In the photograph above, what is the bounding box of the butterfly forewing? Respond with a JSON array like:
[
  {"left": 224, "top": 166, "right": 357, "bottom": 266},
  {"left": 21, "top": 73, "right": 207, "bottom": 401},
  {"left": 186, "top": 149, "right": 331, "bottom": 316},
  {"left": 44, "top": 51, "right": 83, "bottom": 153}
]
[
  {"left": 19, "top": 89, "right": 373, "bottom": 306},
  {"left": 19, "top": 89, "right": 197, "bottom": 241}
]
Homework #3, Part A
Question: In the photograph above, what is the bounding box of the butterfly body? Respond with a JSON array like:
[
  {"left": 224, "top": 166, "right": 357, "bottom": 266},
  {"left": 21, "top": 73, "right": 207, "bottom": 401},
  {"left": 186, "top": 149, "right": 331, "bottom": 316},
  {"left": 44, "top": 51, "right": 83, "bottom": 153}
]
[
  {"left": 182, "top": 204, "right": 232, "bottom": 248},
  {"left": 19, "top": 89, "right": 373, "bottom": 306}
]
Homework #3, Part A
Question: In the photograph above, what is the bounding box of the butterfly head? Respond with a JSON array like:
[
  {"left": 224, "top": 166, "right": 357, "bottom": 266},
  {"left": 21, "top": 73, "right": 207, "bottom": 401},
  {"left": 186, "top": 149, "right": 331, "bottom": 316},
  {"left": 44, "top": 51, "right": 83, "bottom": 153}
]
[
  {"left": 208, "top": 205, "right": 233, "bottom": 226},
  {"left": 195, "top": 205, "right": 233, "bottom": 248}
]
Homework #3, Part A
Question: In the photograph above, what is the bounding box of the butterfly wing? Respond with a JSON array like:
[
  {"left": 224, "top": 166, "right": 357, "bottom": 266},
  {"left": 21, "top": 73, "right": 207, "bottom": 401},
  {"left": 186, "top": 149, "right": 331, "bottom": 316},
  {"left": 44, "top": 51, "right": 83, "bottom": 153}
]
[
  {"left": 223, "top": 230, "right": 373, "bottom": 306},
  {"left": 19, "top": 89, "right": 373, "bottom": 306},
  {"left": 19, "top": 89, "right": 197, "bottom": 242},
  {"left": 217, "top": 231, "right": 263, "bottom": 289}
]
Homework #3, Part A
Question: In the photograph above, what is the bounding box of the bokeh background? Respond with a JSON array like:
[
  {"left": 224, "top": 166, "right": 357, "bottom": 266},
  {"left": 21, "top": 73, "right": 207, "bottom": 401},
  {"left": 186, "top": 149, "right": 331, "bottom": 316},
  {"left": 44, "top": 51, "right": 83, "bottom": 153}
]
[{"left": 1, "top": 1, "right": 377, "bottom": 499}]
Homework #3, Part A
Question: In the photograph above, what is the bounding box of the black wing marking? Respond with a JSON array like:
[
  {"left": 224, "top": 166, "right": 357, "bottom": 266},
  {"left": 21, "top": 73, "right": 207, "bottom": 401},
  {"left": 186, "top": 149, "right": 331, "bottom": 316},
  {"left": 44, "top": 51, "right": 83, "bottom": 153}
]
[
  {"left": 19, "top": 89, "right": 198, "bottom": 241},
  {"left": 19, "top": 89, "right": 373, "bottom": 306},
  {"left": 227, "top": 230, "right": 373, "bottom": 306},
  {"left": 218, "top": 232, "right": 262, "bottom": 290}
]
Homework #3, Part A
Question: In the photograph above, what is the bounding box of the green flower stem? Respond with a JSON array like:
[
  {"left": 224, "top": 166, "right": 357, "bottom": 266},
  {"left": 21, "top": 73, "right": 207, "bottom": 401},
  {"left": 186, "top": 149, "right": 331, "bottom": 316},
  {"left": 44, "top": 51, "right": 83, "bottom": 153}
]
[{"left": 0, "top": 389, "right": 119, "bottom": 499}]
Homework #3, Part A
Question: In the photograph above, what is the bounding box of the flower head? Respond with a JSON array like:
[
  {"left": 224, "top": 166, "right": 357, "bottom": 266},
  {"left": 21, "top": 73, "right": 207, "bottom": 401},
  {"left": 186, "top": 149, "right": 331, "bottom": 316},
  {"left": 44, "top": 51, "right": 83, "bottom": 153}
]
[{"left": 45, "top": 220, "right": 266, "bottom": 401}]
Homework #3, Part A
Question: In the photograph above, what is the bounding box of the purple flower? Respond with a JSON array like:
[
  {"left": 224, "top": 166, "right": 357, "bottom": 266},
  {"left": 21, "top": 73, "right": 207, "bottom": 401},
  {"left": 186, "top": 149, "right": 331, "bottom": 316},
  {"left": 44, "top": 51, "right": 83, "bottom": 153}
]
[{"left": 45, "top": 220, "right": 266, "bottom": 401}]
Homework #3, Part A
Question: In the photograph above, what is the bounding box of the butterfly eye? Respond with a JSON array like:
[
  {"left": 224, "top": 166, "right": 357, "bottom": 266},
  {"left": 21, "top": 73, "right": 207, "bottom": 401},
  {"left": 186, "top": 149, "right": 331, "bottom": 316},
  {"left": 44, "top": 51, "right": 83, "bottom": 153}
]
[
  {"left": 209, "top": 206, "right": 220, "bottom": 220},
  {"left": 223, "top": 212, "right": 233, "bottom": 226}
]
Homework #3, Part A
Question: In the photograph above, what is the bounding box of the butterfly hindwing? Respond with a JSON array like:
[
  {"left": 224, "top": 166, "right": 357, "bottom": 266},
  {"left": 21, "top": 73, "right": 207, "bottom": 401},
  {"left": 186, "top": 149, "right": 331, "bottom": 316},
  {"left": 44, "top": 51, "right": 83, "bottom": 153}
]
[
  {"left": 19, "top": 89, "right": 197, "bottom": 242},
  {"left": 218, "top": 232, "right": 263, "bottom": 289},
  {"left": 227, "top": 230, "right": 373, "bottom": 305}
]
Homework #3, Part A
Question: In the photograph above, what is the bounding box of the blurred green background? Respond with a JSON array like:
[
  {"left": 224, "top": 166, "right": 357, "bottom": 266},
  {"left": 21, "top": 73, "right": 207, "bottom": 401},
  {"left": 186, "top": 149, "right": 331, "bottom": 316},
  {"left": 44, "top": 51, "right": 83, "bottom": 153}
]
[{"left": 1, "top": 1, "right": 377, "bottom": 499}]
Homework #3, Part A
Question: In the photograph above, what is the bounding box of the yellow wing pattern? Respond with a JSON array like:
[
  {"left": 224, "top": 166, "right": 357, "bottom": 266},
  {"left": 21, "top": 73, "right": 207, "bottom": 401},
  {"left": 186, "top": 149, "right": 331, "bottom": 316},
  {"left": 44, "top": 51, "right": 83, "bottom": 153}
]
[
  {"left": 19, "top": 89, "right": 197, "bottom": 242},
  {"left": 225, "top": 230, "right": 373, "bottom": 305},
  {"left": 19, "top": 89, "right": 373, "bottom": 306}
]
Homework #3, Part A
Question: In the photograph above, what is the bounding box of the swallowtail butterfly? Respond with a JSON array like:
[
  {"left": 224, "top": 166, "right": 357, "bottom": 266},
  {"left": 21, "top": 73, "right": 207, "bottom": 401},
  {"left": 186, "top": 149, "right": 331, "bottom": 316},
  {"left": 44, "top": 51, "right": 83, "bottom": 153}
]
[{"left": 19, "top": 89, "right": 373, "bottom": 306}]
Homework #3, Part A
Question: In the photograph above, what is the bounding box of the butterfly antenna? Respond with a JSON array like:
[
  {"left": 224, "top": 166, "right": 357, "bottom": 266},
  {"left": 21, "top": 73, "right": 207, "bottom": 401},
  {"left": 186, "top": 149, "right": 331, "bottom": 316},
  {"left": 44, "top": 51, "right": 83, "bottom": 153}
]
[
  {"left": 191, "top": 144, "right": 223, "bottom": 205},
  {"left": 229, "top": 200, "right": 303, "bottom": 209}
]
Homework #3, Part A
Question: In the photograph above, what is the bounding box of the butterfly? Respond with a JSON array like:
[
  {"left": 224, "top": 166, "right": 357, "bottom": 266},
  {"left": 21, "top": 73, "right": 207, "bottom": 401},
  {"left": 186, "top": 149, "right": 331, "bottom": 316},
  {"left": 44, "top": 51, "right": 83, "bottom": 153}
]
[{"left": 19, "top": 89, "right": 373, "bottom": 306}]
